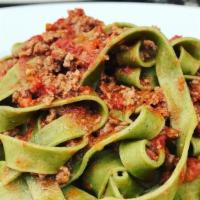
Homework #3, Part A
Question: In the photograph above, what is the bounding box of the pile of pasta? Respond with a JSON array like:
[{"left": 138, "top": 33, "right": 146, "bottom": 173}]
[{"left": 0, "top": 9, "right": 200, "bottom": 200}]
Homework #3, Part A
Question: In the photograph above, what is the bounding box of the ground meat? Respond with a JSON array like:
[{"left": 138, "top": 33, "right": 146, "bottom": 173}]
[
  {"left": 190, "top": 79, "right": 200, "bottom": 103},
  {"left": 146, "top": 146, "right": 159, "bottom": 161},
  {"left": 50, "top": 46, "right": 66, "bottom": 61},
  {"left": 33, "top": 41, "right": 50, "bottom": 55},
  {"left": 146, "top": 127, "right": 179, "bottom": 170},
  {"left": 44, "top": 9, "right": 109, "bottom": 71},
  {"left": 99, "top": 74, "right": 169, "bottom": 117},
  {"left": 99, "top": 74, "right": 136, "bottom": 110},
  {"left": 140, "top": 76, "right": 153, "bottom": 90},
  {"left": 41, "top": 103, "right": 101, "bottom": 133},
  {"left": 56, "top": 166, "right": 70, "bottom": 185},
  {"left": 63, "top": 52, "right": 75, "bottom": 68},
  {"left": 184, "top": 158, "right": 200, "bottom": 182},
  {"left": 147, "top": 126, "right": 180, "bottom": 184},
  {"left": 169, "top": 35, "right": 182, "bottom": 42},
  {"left": 146, "top": 134, "right": 167, "bottom": 162},
  {"left": 12, "top": 68, "right": 82, "bottom": 107},
  {"left": 43, "top": 56, "right": 61, "bottom": 73},
  {"left": 89, "top": 114, "right": 129, "bottom": 146},
  {"left": 0, "top": 58, "right": 17, "bottom": 78},
  {"left": 189, "top": 79, "right": 200, "bottom": 134},
  {"left": 16, "top": 35, "right": 44, "bottom": 57},
  {"left": 194, "top": 103, "right": 200, "bottom": 135},
  {"left": 160, "top": 127, "right": 179, "bottom": 139},
  {"left": 9, "top": 9, "right": 118, "bottom": 107},
  {"left": 140, "top": 40, "right": 157, "bottom": 61},
  {"left": 42, "top": 30, "right": 65, "bottom": 43},
  {"left": 136, "top": 87, "right": 169, "bottom": 117},
  {"left": 58, "top": 105, "right": 101, "bottom": 133},
  {"left": 46, "top": 9, "right": 104, "bottom": 34},
  {"left": 41, "top": 108, "right": 57, "bottom": 127}
]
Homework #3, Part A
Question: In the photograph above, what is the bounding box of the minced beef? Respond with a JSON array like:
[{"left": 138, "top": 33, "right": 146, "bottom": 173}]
[
  {"left": 99, "top": 74, "right": 169, "bottom": 117},
  {"left": 10, "top": 9, "right": 118, "bottom": 107},
  {"left": 89, "top": 114, "right": 129, "bottom": 146},
  {"left": 189, "top": 78, "right": 200, "bottom": 134},
  {"left": 56, "top": 166, "right": 71, "bottom": 185},
  {"left": 41, "top": 103, "right": 101, "bottom": 133},
  {"left": 0, "top": 58, "right": 17, "bottom": 78},
  {"left": 140, "top": 40, "right": 157, "bottom": 61}
]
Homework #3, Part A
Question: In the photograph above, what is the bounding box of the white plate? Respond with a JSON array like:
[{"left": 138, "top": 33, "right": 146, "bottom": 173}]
[{"left": 0, "top": 2, "right": 200, "bottom": 57}]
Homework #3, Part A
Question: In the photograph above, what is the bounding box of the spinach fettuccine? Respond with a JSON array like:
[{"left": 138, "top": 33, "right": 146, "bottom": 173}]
[{"left": 1, "top": 8, "right": 200, "bottom": 200}]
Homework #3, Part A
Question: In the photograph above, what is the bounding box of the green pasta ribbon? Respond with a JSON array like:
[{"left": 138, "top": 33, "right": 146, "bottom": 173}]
[
  {"left": 26, "top": 175, "right": 66, "bottom": 200},
  {"left": 0, "top": 134, "right": 87, "bottom": 174},
  {"left": 0, "top": 64, "right": 21, "bottom": 101},
  {"left": 115, "top": 67, "right": 143, "bottom": 89},
  {"left": 82, "top": 150, "right": 143, "bottom": 198},
  {"left": 119, "top": 140, "right": 165, "bottom": 181},
  {"left": 174, "top": 177, "right": 200, "bottom": 200},
  {"left": 171, "top": 37, "right": 200, "bottom": 75},
  {"left": 190, "top": 137, "right": 200, "bottom": 156},
  {"left": 0, "top": 177, "right": 32, "bottom": 200},
  {"left": 116, "top": 41, "right": 155, "bottom": 68},
  {"left": 0, "top": 161, "right": 20, "bottom": 186},
  {"left": 63, "top": 185, "right": 97, "bottom": 200},
  {"left": 115, "top": 67, "right": 158, "bottom": 89},
  {"left": 0, "top": 55, "right": 37, "bottom": 102},
  {"left": 30, "top": 114, "right": 87, "bottom": 147}
]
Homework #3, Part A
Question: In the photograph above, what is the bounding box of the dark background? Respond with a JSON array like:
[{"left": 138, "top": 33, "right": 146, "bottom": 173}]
[{"left": 0, "top": 0, "right": 199, "bottom": 7}]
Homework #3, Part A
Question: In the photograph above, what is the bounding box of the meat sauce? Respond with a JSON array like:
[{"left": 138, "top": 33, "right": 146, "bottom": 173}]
[{"left": 10, "top": 9, "right": 113, "bottom": 107}]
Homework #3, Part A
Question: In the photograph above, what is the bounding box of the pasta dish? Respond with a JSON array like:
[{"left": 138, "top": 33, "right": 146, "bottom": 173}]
[{"left": 0, "top": 8, "right": 200, "bottom": 200}]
